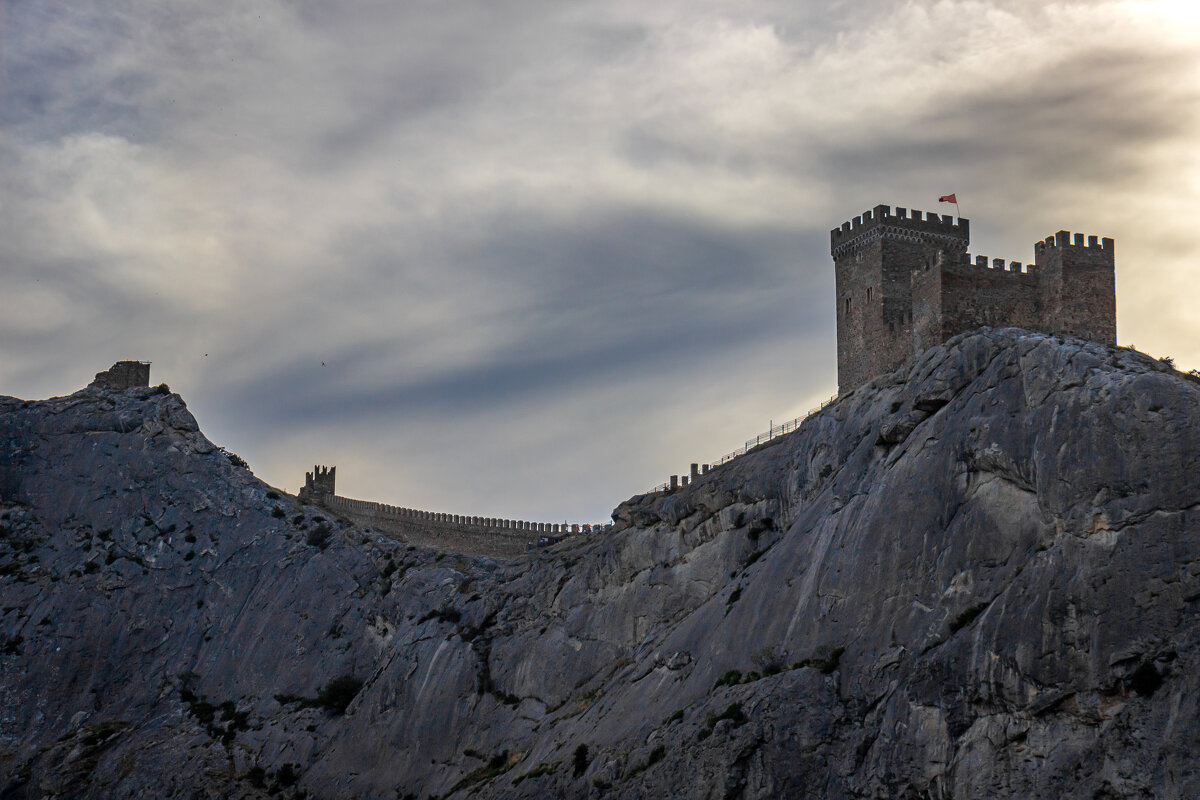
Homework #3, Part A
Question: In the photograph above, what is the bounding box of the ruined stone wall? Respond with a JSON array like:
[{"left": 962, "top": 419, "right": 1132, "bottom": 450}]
[
  {"left": 321, "top": 495, "right": 605, "bottom": 559},
  {"left": 89, "top": 361, "right": 151, "bottom": 391}
]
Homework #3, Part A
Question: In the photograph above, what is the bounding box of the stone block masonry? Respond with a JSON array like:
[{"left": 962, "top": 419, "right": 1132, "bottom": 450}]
[{"left": 832, "top": 204, "right": 1116, "bottom": 394}]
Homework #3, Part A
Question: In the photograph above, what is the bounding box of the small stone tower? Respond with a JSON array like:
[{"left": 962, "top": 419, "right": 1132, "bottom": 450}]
[
  {"left": 832, "top": 204, "right": 1116, "bottom": 395},
  {"left": 299, "top": 465, "right": 335, "bottom": 504},
  {"left": 831, "top": 205, "right": 969, "bottom": 394}
]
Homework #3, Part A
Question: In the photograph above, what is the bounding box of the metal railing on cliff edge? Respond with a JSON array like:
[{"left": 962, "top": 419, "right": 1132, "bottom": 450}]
[{"left": 650, "top": 393, "right": 838, "bottom": 493}]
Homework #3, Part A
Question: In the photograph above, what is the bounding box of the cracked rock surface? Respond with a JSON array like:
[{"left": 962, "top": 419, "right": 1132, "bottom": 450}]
[{"left": 2, "top": 328, "right": 1199, "bottom": 798}]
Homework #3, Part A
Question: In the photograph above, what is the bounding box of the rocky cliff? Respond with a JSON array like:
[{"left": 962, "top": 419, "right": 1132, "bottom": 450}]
[{"left": 2, "top": 329, "right": 1198, "bottom": 799}]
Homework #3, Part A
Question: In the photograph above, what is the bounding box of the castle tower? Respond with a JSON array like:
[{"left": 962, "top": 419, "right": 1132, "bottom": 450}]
[
  {"left": 299, "top": 465, "right": 336, "bottom": 504},
  {"left": 831, "top": 205, "right": 969, "bottom": 394},
  {"left": 1035, "top": 231, "right": 1116, "bottom": 345}
]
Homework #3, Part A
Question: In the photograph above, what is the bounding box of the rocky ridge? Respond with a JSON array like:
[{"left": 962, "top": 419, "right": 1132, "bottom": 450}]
[{"left": 1, "top": 328, "right": 1198, "bottom": 798}]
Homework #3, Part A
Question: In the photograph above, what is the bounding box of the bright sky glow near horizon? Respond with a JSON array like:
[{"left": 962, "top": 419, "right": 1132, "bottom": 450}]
[{"left": 3, "top": 0, "right": 1199, "bottom": 522}]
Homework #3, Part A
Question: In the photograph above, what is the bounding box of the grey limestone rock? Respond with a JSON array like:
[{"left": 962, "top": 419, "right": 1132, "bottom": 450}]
[{"left": 1, "top": 328, "right": 1198, "bottom": 798}]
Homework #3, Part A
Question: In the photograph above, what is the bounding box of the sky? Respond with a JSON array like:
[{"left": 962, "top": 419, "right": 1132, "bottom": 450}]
[{"left": 3, "top": 0, "right": 1198, "bottom": 523}]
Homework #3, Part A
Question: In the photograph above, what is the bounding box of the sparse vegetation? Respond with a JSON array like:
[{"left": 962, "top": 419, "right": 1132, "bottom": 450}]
[
  {"left": 266, "top": 490, "right": 281, "bottom": 500},
  {"left": 418, "top": 606, "right": 461, "bottom": 626},
  {"left": 449, "top": 750, "right": 518, "bottom": 794},
  {"left": 819, "top": 464, "right": 833, "bottom": 478},
  {"left": 306, "top": 523, "right": 332, "bottom": 550},
  {"left": 725, "top": 586, "right": 742, "bottom": 613},
  {"left": 275, "top": 675, "right": 363, "bottom": 715},
  {"left": 793, "top": 644, "right": 845, "bottom": 675},
  {"left": 948, "top": 602, "right": 988, "bottom": 633},
  {"left": 315, "top": 675, "right": 364, "bottom": 714},
  {"left": 573, "top": 744, "right": 590, "bottom": 777},
  {"left": 513, "top": 761, "right": 559, "bottom": 785},
  {"left": 220, "top": 448, "right": 249, "bottom": 469},
  {"left": 271, "top": 506, "right": 285, "bottom": 518},
  {"left": 698, "top": 701, "right": 748, "bottom": 740},
  {"left": 714, "top": 669, "right": 743, "bottom": 689}
]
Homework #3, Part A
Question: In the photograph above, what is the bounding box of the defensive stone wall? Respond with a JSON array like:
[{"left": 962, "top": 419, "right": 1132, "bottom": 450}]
[
  {"left": 323, "top": 495, "right": 609, "bottom": 559},
  {"left": 833, "top": 205, "right": 1116, "bottom": 393},
  {"left": 295, "top": 466, "right": 610, "bottom": 558}
]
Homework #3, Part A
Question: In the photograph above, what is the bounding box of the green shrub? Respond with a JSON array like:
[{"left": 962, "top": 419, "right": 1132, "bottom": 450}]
[
  {"left": 271, "top": 506, "right": 285, "bottom": 518},
  {"left": 244, "top": 766, "right": 267, "bottom": 789},
  {"left": 220, "top": 448, "right": 249, "bottom": 469},
  {"left": 724, "top": 587, "right": 742, "bottom": 614},
  {"left": 513, "top": 761, "right": 559, "bottom": 785},
  {"left": 266, "top": 490, "right": 281, "bottom": 500},
  {"left": 714, "top": 669, "right": 743, "bottom": 689},
  {"left": 572, "top": 744, "right": 589, "bottom": 777},
  {"left": 315, "top": 675, "right": 363, "bottom": 714},
  {"left": 275, "top": 763, "right": 298, "bottom": 787},
  {"left": 418, "top": 606, "right": 461, "bottom": 625},
  {"left": 306, "top": 524, "right": 332, "bottom": 550}
]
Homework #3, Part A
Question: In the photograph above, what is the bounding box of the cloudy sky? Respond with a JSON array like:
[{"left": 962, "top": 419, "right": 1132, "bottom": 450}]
[{"left": 3, "top": 0, "right": 1198, "bottom": 522}]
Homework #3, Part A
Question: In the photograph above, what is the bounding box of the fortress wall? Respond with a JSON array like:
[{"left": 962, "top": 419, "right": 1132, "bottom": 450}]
[
  {"left": 322, "top": 495, "right": 596, "bottom": 559},
  {"left": 935, "top": 255, "right": 1041, "bottom": 340}
]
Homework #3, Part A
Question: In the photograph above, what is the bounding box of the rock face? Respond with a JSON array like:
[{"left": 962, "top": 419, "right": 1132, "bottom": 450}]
[{"left": 2, "top": 329, "right": 1199, "bottom": 799}]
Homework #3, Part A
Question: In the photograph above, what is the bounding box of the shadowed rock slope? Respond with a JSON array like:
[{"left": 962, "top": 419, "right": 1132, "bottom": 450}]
[{"left": 2, "top": 329, "right": 1199, "bottom": 799}]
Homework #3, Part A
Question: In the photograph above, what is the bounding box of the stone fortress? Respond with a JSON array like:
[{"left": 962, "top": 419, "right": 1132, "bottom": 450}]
[{"left": 832, "top": 204, "right": 1116, "bottom": 394}]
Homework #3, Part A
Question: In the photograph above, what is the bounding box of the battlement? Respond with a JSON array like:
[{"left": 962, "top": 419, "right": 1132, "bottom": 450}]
[
  {"left": 1037, "top": 230, "right": 1114, "bottom": 251},
  {"left": 830, "top": 203, "right": 969, "bottom": 256},
  {"left": 959, "top": 254, "right": 1036, "bottom": 275}
]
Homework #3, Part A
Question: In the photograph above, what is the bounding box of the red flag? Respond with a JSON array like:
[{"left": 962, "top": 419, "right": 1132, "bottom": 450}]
[{"left": 938, "top": 193, "right": 957, "bottom": 203}]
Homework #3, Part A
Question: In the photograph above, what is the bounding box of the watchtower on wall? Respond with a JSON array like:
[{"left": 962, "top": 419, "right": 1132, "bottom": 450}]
[
  {"left": 299, "top": 465, "right": 336, "bottom": 504},
  {"left": 832, "top": 204, "right": 1116, "bottom": 394},
  {"left": 831, "top": 205, "right": 969, "bottom": 393}
]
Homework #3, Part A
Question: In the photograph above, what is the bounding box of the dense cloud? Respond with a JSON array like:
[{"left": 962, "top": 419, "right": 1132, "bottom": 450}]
[{"left": 2, "top": 0, "right": 1197, "bottom": 520}]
